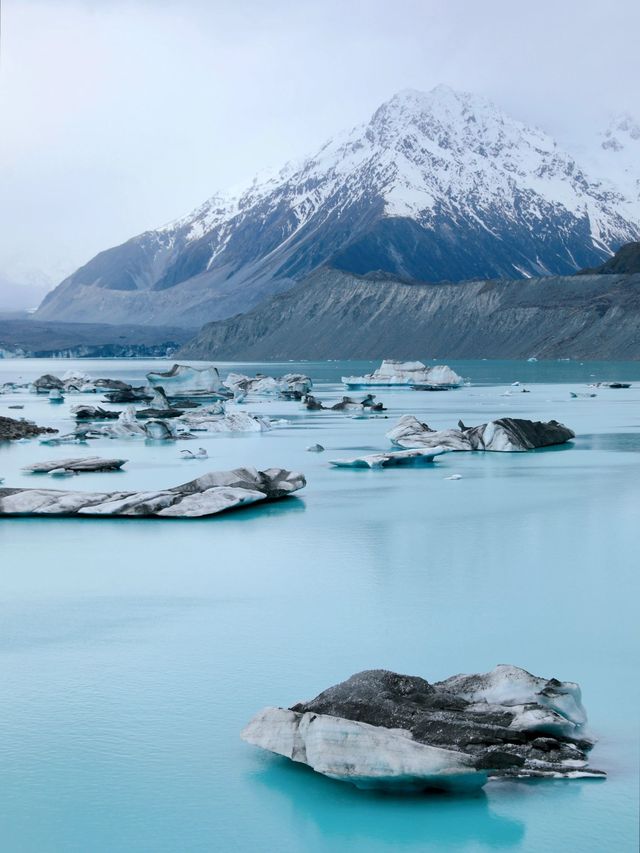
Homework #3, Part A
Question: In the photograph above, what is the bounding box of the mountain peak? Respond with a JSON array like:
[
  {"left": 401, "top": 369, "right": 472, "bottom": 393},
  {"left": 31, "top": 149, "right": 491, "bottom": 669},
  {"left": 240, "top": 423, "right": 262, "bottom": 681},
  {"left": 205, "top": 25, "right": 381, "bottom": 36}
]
[
  {"left": 35, "top": 86, "right": 640, "bottom": 327},
  {"left": 370, "top": 84, "right": 488, "bottom": 130}
]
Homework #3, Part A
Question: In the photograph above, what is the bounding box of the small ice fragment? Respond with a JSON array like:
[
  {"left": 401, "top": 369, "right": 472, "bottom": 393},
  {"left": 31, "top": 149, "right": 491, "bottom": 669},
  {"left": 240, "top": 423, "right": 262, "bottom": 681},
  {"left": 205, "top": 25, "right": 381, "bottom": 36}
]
[
  {"left": 445, "top": 474, "right": 462, "bottom": 480},
  {"left": 306, "top": 444, "right": 325, "bottom": 452}
]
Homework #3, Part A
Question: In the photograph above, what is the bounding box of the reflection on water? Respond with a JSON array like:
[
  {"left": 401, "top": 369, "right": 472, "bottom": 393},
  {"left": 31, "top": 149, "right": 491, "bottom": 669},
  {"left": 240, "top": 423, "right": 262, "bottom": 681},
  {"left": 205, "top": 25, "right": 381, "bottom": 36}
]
[
  {"left": 249, "top": 758, "right": 526, "bottom": 849},
  {"left": 578, "top": 432, "right": 640, "bottom": 452}
]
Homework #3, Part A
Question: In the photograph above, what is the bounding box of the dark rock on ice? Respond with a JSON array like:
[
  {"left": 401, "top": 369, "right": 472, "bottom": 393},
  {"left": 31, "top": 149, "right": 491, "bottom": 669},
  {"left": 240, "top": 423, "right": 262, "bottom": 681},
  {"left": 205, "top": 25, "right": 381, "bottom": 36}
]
[
  {"left": 387, "top": 415, "right": 575, "bottom": 452},
  {"left": 93, "top": 378, "right": 133, "bottom": 391},
  {"left": 71, "top": 405, "right": 120, "bottom": 421},
  {"left": 242, "top": 665, "right": 604, "bottom": 793},
  {"left": 103, "top": 387, "right": 152, "bottom": 404}
]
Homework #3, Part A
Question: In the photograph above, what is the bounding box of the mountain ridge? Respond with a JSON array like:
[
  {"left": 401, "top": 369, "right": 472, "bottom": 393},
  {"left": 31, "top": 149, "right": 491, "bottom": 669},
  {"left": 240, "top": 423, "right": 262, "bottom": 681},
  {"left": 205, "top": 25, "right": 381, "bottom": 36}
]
[
  {"left": 178, "top": 243, "right": 640, "bottom": 361},
  {"left": 36, "top": 86, "right": 640, "bottom": 326}
]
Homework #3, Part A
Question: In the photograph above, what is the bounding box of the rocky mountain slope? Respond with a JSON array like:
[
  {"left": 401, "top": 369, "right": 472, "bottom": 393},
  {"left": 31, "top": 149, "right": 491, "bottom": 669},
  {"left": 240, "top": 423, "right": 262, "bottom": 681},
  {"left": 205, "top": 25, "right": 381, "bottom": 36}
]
[
  {"left": 35, "top": 87, "right": 640, "bottom": 327},
  {"left": 179, "top": 245, "right": 640, "bottom": 361}
]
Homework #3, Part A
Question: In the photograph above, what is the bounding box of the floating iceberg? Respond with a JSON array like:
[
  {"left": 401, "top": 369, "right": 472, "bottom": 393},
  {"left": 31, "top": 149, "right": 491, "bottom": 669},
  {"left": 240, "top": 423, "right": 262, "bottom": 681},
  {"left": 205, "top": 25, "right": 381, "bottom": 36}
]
[
  {"left": 224, "top": 372, "right": 312, "bottom": 397},
  {"left": 329, "top": 447, "right": 447, "bottom": 468},
  {"left": 304, "top": 393, "right": 385, "bottom": 412},
  {"left": 146, "top": 363, "right": 226, "bottom": 396},
  {"left": 178, "top": 407, "right": 273, "bottom": 434},
  {"left": 342, "top": 360, "right": 463, "bottom": 389},
  {"left": 82, "top": 407, "right": 177, "bottom": 440},
  {"left": 386, "top": 415, "right": 575, "bottom": 452},
  {"left": 31, "top": 374, "right": 64, "bottom": 393},
  {"left": 0, "top": 467, "right": 305, "bottom": 518},
  {"left": 241, "top": 666, "right": 603, "bottom": 793},
  {"left": 23, "top": 457, "right": 127, "bottom": 474}
]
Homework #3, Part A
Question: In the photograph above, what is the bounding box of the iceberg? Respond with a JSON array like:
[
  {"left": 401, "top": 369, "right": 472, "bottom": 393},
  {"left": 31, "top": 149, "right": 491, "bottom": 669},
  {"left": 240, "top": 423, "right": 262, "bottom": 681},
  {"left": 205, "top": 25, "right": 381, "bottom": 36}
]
[
  {"left": 146, "top": 363, "right": 226, "bottom": 396},
  {"left": 329, "top": 447, "right": 447, "bottom": 468},
  {"left": 241, "top": 666, "right": 603, "bottom": 793},
  {"left": 342, "top": 360, "right": 463, "bottom": 389},
  {"left": 31, "top": 374, "right": 64, "bottom": 393},
  {"left": 304, "top": 394, "right": 385, "bottom": 412},
  {"left": 224, "top": 372, "right": 312, "bottom": 397},
  {"left": 81, "top": 407, "right": 177, "bottom": 440},
  {"left": 177, "top": 407, "right": 273, "bottom": 434},
  {"left": 386, "top": 415, "right": 575, "bottom": 452},
  {"left": 0, "top": 467, "right": 305, "bottom": 518},
  {"left": 23, "top": 457, "right": 127, "bottom": 474}
]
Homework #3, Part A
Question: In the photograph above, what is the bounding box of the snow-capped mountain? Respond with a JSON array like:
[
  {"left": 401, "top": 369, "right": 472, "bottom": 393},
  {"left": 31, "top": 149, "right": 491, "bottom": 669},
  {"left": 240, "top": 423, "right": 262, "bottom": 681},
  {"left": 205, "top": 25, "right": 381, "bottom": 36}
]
[
  {"left": 591, "top": 113, "right": 640, "bottom": 203},
  {"left": 36, "top": 86, "right": 640, "bottom": 326}
]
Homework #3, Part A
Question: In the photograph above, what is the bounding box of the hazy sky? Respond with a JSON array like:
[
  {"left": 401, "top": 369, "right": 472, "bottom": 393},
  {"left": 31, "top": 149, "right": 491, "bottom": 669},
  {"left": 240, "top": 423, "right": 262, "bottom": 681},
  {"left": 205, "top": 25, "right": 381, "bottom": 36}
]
[{"left": 1, "top": 0, "right": 638, "bottom": 308}]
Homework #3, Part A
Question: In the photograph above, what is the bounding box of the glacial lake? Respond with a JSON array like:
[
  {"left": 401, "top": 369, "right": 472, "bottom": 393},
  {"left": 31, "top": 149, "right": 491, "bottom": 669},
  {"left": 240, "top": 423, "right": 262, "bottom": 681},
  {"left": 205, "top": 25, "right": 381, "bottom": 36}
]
[{"left": 0, "top": 358, "right": 638, "bottom": 853}]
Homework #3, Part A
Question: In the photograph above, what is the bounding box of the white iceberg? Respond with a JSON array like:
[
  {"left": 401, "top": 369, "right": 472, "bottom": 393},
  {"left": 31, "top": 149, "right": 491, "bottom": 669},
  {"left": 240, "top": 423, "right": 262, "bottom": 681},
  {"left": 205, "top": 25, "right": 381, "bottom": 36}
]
[
  {"left": 329, "top": 447, "right": 447, "bottom": 468},
  {"left": 242, "top": 708, "right": 483, "bottom": 793},
  {"left": 146, "top": 363, "right": 225, "bottom": 395},
  {"left": 178, "top": 407, "right": 273, "bottom": 434},
  {"left": 342, "top": 360, "right": 463, "bottom": 389}
]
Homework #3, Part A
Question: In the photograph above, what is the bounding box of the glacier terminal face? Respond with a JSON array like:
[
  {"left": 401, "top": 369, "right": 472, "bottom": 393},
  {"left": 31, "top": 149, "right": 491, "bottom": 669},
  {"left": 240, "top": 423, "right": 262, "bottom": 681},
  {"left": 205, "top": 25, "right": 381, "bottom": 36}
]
[{"left": 35, "top": 87, "right": 640, "bottom": 326}]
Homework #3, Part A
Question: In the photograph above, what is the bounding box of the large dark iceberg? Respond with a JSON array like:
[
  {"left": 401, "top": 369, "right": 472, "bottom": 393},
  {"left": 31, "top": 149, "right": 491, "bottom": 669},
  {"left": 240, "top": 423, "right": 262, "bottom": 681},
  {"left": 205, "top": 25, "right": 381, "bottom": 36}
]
[
  {"left": 242, "top": 666, "right": 604, "bottom": 793},
  {"left": 387, "top": 416, "right": 575, "bottom": 452}
]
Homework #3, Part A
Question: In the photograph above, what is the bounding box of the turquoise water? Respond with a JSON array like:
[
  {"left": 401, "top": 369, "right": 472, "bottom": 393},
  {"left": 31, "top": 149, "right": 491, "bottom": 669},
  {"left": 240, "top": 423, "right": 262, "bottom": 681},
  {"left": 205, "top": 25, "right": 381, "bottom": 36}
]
[{"left": 0, "top": 359, "right": 638, "bottom": 852}]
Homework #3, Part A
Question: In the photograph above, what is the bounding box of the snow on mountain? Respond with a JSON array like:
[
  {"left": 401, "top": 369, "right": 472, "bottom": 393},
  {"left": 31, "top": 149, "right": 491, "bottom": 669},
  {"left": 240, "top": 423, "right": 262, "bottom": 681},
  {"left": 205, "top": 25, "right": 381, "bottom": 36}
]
[
  {"left": 36, "top": 86, "right": 640, "bottom": 326},
  {"left": 591, "top": 113, "right": 640, "bottom": 203}
]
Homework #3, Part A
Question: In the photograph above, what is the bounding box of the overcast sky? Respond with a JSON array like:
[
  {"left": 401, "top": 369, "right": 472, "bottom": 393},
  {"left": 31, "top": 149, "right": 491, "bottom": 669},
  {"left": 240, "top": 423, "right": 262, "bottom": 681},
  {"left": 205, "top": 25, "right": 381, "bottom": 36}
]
[{"left": 1, "top": 0, "right": 638, "bottom": 308}]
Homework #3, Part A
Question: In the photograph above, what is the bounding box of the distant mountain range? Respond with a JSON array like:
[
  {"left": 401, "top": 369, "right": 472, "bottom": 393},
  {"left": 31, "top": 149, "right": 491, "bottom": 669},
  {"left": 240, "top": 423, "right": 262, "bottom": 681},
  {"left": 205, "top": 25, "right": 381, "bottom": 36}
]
[
  {"left": 179, "top": 243, "right": 640, "bottom": 361},
  {"left": 35, "top": 86, "right": 640, "bottom": 327}
]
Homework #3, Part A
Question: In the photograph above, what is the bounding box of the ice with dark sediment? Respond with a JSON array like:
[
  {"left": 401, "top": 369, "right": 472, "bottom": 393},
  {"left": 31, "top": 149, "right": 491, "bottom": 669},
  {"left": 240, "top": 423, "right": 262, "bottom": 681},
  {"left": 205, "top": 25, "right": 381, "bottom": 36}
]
[
  {"left": 23, "top": 457, "right": 127, "bottom": 474},
  {"left": 241, "top": 665, "right": 604, "bottom": 794},
  {"left": 304, "top": 393, "right": 385, "bottom": 412},
  {"left": 386, "top": 415, "right": 575, "bottom": 452},
  {"left": 224, "top": 372, "right": 312, "bottom": 396},
  {"left": 177, "top": 406, "right": 278, "bottom": 434},
  {"left": 0, "top": 467, "right": 305, "bottom": 518}
]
